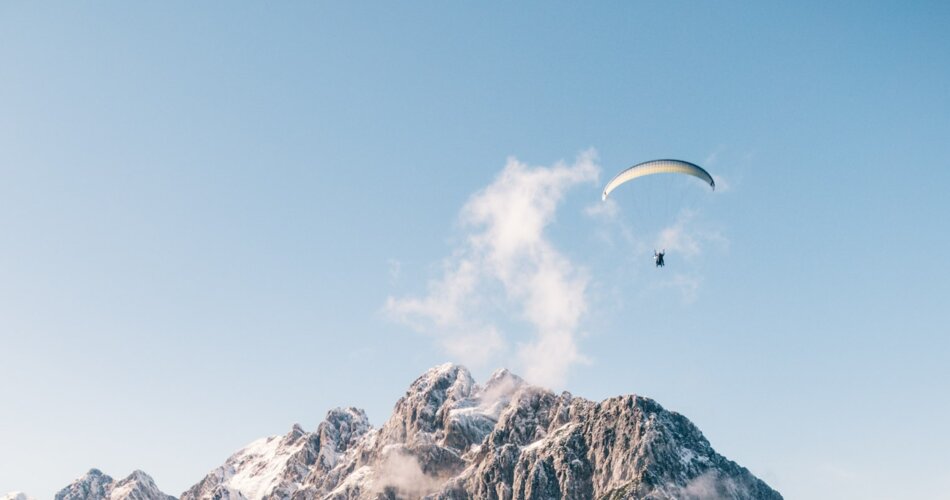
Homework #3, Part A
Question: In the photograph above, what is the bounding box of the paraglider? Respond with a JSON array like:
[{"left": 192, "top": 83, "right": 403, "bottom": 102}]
[
  {"left": 603, "top": 159, "right": 715, "bottom": 267},
  {"left": 602, "top": 159, "right": 715, "bottom": 201}
]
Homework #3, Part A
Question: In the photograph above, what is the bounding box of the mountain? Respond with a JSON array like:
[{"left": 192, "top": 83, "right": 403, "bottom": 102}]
[
  {"left": 184, "top": 363, "right": 781, "bottom": 500},
  {"left": 2, "top": 492, "right": 37, "bottom": 500},
  {"left": 180, "top": 408, "right": 370, "bottom": 500},
  {"left": 54, "top": 469, "right": 175, "bottom": 500}
]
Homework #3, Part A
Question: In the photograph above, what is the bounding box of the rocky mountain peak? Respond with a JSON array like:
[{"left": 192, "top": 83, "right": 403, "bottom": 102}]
[
  {"left": 320, "top": 408, "right": 370, "bottom": 452},
  {"left": 55, "top": 469, "right": 114, "bottom": 500},
  {"left": 54, "top": 364, "right": 780, "bottom": 500},
  {"left": 125, "top": 471, "right": 149, "bottom": 482},
  {"left": 378, "top": 363, "right": 475, "bottom": 448},
  {"left": 484, "top": 368, "right": 524, "bottom": 392},
  {"left": 108, "top": 471, "right": 174, "bottom": 500},
  {"left": 1, "top": 492, "right": 36, "bottom": 500},
  {"left": 182, "top": 364, "right": 780, "bottom": 499},
  {"left": 316, "top": 407, "right": 372, "bottom": 472},
  {"left": 53, "top": 469, "right": 173, "bottom": 500},
  {"left": 180, "top": 408, "right": 373, "bottom": 500}
]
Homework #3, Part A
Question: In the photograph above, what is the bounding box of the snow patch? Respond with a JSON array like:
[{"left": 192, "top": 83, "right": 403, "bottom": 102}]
[
  {"left": 1, "top": 492, "right": 35, "bottom": 500},
  {"left": 216, "top": 432, "right": 308, "bottom": 499}
]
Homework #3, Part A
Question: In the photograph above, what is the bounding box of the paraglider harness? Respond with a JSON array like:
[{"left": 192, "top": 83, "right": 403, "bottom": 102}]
[{"left": 654, "top": 250, "right": 665, "bottom": 268}]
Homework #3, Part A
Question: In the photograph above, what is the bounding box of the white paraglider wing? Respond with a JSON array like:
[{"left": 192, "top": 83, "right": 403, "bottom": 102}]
[{"left": 602, "top": 159, "right": 715, "bottom": 201}]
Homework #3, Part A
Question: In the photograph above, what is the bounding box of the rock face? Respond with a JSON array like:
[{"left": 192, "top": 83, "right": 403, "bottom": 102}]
[
  {"left": 48, "top": 364, "right": 779, "bottom": 499},
  {"left": 180, "top": 409, "right": 370, "bottom": 500},
  {"left": 184, "top": 364, "right": 782, "bottom": 500},
  {"left": 54, "top": 469, "right": 174, "bottom": 500}
]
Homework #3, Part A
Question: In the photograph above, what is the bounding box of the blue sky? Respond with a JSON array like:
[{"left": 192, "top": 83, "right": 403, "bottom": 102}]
[{"left": 2, "top": 2, "right": 949, "bottom": 499}]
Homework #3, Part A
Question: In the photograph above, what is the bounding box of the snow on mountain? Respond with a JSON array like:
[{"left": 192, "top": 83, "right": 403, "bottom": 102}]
[
  {"left": 55, "top": 469, "right": 114, "bottom": 500},
  {"left": 181, "top": 409, "right": 370, "bottom": 500},
  {"left": 44, "top": 363, "right": 779, "bottom": 499},
  {"left": 181, "top": 363, "right": 781, "bottom": 499},
  {"left": 54, "top": 469, "right": 174, "bottom": 500},
  {"left": 2, "top": 492, "right": 36, "bottom": 500},
  {"left": 106, "top": 470, "right": 176, "bottom": 500}
]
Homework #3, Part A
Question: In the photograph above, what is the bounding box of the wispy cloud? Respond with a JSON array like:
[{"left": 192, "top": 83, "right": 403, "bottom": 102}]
[
  {"left": 651, "top": 210, "right": 728, "bottom": 303},
  {"left": 712, "top": 173, "right": 732, "bottom": 193},
  {"left": 669, "top": 471, "right": 747, "bottom": 499},
  {"left": 654, "top": 209, "right": 728, "bottom": 259},
  {"left": 656, "top": 219, "right": 702, "bottom": 258},
  {"left": 385, "top": 151, "right": 599, "bottom": 387},
  {"left": 371, "top": 447, "right": 443, "bottom": 498}
]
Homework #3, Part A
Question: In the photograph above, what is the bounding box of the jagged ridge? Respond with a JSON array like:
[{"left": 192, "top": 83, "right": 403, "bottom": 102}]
[
  {"left": 37, "top": 364, "right": 780, "bottom": 500},
  {"left": 184, "top": 364, "right": 781, "bottom": 500},
  {"left": 54, "top": 469, "right": 175, "bottom": 500}
]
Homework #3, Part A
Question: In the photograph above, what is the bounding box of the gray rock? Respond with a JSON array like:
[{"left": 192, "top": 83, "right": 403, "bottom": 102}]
[
  {"left": 183, "top": 364, "right": 781, "bottom": 500},
  {"left": 55, "top": 469, "right": 174, "bottom": 500}
]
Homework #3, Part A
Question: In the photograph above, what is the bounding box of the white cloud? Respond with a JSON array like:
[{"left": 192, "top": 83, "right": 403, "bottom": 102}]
[
  {"left": 385, "top": 151, "right": 599, "bottom": 387},
  {"left": 384, "top": 258, "right": 478, "bottom": 330},
  {"left": 654, "top": 209, "right": 728, "bottom": 259},
  {"left": 673, "top": 471, "right": 744, "bottom": 499},
  {"left": 655, "top": 210, "right": 702, "bottom": 258},
  {"left": 657, "top": 222, "right": 701, "bottom": 258},
  {"left": 647, "top": 209, "right": 728, "bottom": 304},
  {"left": 712, "top": 173, "right": 731, "bottom": 193},
  {"left": 371, "top": 447, "right": 443, "bottom": 498}
]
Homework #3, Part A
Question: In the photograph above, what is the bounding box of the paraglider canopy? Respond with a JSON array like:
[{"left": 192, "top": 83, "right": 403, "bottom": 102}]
[{"left": 602, "top": 159, "right": 715, "bottom": 201}]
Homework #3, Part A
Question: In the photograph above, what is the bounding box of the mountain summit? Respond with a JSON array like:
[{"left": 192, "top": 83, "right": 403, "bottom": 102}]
[
  {"left": 54, "top": 469, "right": 174, "bottom": 500},
  {"left": 184, "top": 363, "right": 781, "bottom": 500},
  {"left": 2, "top": 492, "right": 37, "bottom": 500}
]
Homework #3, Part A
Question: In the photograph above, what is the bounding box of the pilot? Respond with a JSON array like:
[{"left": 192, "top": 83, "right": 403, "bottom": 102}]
[{"left": 654, "top": 250, "right": 665, "bottom": 268}]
